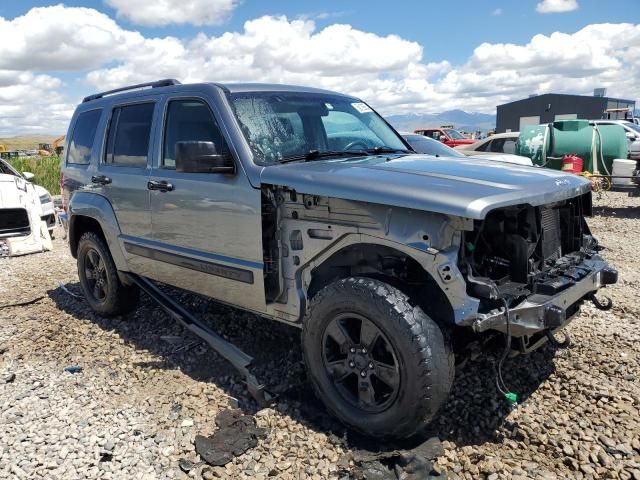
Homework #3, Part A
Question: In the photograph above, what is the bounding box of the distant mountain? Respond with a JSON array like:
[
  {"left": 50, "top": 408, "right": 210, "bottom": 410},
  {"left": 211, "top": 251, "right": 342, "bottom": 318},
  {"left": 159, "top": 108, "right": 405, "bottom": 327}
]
[{"left": 386, "top": 109, "right": 496, "bottom": 134}]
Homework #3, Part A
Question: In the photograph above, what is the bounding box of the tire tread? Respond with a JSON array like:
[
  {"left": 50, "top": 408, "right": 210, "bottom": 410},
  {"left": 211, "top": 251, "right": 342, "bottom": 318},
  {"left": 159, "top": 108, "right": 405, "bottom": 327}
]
[
  {"left": 303, "top": 276, "right": 454, "bottom": 439},
  {"left": 77, "top": 231, "right": 139, "bottom": 316}
]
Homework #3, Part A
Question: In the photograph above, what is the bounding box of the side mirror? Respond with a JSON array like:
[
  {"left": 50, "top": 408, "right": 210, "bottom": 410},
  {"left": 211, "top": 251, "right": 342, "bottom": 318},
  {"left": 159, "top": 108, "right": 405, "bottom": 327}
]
[
  {"left": 175, "top": 141, "right": 235, "bottom": 174},
  {"left": 22, "top": 171, "right": 35, "bottom": 181},
  {"left": 626, "top": 132, "right": 638, "bottom": 141},
  {"left": 439, "top": 137, "right": 447, "bottom": 142}
]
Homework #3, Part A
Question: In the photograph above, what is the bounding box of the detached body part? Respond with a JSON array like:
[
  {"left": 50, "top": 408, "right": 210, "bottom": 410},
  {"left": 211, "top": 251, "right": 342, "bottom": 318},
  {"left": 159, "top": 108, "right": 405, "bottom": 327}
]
[{"left": 61, "top": 80, "right": 617, "bottom": 439}]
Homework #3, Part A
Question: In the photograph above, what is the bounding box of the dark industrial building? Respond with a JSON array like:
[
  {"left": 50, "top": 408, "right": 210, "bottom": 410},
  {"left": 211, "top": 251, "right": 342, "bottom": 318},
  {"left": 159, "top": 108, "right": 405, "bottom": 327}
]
[{"left": 496, "top": 90, "right": 636, "bottom": 133}]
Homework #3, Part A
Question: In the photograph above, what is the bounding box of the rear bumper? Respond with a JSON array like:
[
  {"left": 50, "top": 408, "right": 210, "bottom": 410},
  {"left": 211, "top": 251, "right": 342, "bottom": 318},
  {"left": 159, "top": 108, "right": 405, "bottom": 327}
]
[{"left": 472, "top": 256, "right": 617, "bottom": 337}]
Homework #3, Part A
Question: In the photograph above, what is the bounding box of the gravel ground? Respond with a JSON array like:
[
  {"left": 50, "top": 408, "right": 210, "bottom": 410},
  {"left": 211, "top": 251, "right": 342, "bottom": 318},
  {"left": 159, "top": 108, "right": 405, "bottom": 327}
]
[{"left": 1, "top": 192, "right": 639, "bottom": 480}]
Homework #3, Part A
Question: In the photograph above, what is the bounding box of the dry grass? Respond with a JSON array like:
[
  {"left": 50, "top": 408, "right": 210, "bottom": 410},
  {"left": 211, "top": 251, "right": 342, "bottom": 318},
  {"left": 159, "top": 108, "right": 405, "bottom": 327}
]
[{"left": 7, "top": 156, "right": 61, "bottom": 194}]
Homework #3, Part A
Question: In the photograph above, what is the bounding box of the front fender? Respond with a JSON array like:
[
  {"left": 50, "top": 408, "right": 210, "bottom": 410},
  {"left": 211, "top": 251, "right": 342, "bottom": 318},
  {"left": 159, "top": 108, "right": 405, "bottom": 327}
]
[
  {"left": 295, "top": 232, "right": 480, "bottom": 325},
  {"left": 68, "top": 192, "right": 128, "bottom": 272}
]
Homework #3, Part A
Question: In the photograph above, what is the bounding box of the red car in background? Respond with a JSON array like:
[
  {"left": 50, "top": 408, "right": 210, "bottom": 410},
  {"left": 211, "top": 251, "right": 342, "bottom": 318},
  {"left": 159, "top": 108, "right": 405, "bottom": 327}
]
[{"left": 414, "top": 127, "right": 476, "bottom": 147}]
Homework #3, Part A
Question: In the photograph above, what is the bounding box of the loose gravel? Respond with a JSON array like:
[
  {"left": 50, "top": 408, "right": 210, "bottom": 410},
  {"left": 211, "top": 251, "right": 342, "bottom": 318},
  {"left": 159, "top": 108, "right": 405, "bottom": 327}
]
[{"left": 1, "top": 192, "right": 639, "bottom": 479}]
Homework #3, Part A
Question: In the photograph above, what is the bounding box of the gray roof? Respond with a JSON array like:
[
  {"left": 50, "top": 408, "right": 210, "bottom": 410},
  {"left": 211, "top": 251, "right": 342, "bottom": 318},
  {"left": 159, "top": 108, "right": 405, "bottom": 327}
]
[
  {"left": 498, "top": 92, "right": 635, "bottom": 108},
  {"left": 220, "top": 82, "right": 356, "bottom": 98},
  {"left": 82, "top": 79, "right": 358, "bottom": 105}
]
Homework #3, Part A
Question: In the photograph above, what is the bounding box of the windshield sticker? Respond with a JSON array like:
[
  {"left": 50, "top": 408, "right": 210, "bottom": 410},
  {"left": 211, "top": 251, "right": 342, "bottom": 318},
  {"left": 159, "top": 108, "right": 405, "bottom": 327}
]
[
  {"left": 325, "top": 103, "right": 334, "bottom": 110},
  {"left": 351, "top": 102, "right": 373, "bottom": 114}
]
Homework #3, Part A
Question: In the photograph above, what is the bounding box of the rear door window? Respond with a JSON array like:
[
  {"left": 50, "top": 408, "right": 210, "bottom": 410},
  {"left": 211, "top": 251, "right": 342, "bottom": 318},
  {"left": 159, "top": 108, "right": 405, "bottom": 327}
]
[
  {"left": 104, "top": 103, "right": 154, "bottom": 167},
  {"left": 67, "top": 109, "right": 102, "bottom": 165}
]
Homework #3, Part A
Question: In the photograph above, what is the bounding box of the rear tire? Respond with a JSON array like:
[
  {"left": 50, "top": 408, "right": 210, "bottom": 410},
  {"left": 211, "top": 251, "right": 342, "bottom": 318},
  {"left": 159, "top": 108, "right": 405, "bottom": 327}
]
[
  {"left": 302, "top": 277, "right": 454, "bottom": 439},
  {"left": 77, "top": 231, "right": 139, "bottom": 316}
]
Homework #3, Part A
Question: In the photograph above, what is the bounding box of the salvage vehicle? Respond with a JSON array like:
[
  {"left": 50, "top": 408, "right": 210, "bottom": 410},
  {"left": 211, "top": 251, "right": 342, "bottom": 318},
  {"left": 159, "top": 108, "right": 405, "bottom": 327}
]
[
  {"left": 402, "top": 133, "right": 533, "bottom": 166},
  {"left": 0, "top": 158, "right": 54, "bottom": 256},
  {"left": 31, "top": 179, "right": 56, "bottom": 237},
  {"left": 61, "top": 79, "right": 617, "bottom": 439},
  {"left": 413, "top": 126, "right": 475, "bottom": 147},
  {"left": 456, "top": 131, "right": 516, "bottom": 153},
  {"left": 591, "top": 120, "right": 640, "bottom": 161}
]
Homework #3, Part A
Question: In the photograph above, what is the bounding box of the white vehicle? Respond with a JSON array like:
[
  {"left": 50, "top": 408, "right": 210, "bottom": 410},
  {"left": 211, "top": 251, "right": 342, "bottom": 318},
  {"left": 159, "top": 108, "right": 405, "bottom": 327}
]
[
  {"left": 0, "top": 158, "right": 54, "bottom": 256},
  {"left": 591, "top": 120, "right": 640, "bottom": 160},
  {"left": 454, "top": 131, "right": 526, "bottom": 158},
  {"left": 402, "top": 133, "right": 533, "bottom": 166},
  {"left": 630, "top": 141, "right": 640, "bottom": 161},
  {"left": 32, "top": 181, "right": 56, "bottom": 236}
]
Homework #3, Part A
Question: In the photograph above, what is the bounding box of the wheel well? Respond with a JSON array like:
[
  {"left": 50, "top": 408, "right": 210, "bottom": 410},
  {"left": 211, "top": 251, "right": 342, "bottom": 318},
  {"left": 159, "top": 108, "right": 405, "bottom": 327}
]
[
  {"left": 308, "top": 244, "right": 454, "bottom": 325},
  {"left": 69, "top": 215, "right": 106, "bottom": 258}
]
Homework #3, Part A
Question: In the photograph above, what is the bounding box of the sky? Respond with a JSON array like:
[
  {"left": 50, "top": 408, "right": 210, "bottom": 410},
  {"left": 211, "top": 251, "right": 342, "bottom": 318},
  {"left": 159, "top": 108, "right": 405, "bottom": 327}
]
[{"left": 0, "top": 0, "right": 638, "bottom": 135}]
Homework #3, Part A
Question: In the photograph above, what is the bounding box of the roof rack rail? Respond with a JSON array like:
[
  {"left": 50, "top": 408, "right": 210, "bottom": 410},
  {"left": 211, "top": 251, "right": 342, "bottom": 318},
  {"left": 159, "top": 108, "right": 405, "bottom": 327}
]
[{"left": 82, "top": 79, "right": 181, "bottom": 103}]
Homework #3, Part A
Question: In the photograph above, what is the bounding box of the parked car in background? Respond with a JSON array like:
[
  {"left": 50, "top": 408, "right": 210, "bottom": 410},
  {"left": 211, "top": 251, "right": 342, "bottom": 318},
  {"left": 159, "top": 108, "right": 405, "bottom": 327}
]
[
  {"left": 0, "top": 158, "right": 55, "bottom": 236},
  {"left": 413, "top": 127, "right": 475, "bottom": 147},
  {"left": 33, "top": 182, "right": 56, "bottom": 236},
  {"left": 455, "top": 131, "right": 519, "bottom": 155},
  {"left": 630, "top": 139, "right": 640, "bottom": 161},
  {"left": 402, "top": 133, "right": 533, "bottom": 166},
  {"left": 591, "top": 120, "right": 640, "bottom": 160},
  {"left": 0, "top": 158, "right": 54, "bottom": 255}
]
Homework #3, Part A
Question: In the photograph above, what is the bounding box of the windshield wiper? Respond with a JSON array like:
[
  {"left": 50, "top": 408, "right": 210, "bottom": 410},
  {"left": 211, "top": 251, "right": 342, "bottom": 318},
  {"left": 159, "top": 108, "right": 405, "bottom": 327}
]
[{"left": 279, "top": 149, "right": 370, "bottom": 164}]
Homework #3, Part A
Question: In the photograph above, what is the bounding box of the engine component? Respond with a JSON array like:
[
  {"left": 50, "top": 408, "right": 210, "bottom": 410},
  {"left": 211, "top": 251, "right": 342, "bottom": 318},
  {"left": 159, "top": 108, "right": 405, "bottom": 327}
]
[{"left": 466, "top": 194, "right": 594, "bottom": 306}]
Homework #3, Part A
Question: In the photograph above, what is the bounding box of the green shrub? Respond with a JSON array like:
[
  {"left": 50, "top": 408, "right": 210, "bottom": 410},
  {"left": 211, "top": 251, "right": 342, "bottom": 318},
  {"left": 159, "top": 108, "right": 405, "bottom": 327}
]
[{"left": 7, "top": 156, "right": 61, "bottom": 194}]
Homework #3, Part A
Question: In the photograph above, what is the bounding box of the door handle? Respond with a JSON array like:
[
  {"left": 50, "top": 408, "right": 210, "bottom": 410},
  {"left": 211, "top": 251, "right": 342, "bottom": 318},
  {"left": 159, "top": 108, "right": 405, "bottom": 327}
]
[
  {"left": 147, "top": 180, "right": 174, "bottom": 192},
  {"left": 91, "top": 175, "right": 112, "bottom": 185}
]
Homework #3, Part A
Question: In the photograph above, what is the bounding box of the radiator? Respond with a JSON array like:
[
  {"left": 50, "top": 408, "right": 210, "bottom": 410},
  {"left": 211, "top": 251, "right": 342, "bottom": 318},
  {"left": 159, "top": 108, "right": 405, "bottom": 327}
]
[{"left": 541, "top": 208, "right": 562, "bottom": 261}]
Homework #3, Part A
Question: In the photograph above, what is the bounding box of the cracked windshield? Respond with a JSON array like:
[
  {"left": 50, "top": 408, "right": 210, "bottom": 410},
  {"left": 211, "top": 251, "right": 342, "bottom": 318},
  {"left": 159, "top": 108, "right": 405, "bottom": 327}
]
[{"left": 229, "top": 92, "right": 407, "bottom": 164}]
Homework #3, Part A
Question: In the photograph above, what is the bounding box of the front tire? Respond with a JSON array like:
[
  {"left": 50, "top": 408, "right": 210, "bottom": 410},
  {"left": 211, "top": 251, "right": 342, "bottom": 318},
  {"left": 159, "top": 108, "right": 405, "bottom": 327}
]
[
  {"left": 77, "top": 231, "right": 139, "bottom": 316},
  {"left": 302, "top": 277, "right": 454, "bottom": 439}
]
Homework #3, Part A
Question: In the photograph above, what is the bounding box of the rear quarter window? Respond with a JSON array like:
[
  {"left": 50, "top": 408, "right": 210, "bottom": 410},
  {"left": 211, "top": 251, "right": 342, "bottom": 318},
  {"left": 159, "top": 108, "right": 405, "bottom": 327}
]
[{"left": 67, "top": 109, "right": 102, "bottom": 165}]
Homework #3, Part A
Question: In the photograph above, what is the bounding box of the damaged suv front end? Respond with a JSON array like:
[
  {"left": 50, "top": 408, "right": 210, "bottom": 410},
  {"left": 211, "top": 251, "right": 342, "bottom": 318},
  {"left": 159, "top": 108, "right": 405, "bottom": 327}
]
[
  {"left": 462, "top": 191, "right": 617, "bottom": 351},
  {"left": 0, "top": 159, "right": 53, "bottom": 257}
]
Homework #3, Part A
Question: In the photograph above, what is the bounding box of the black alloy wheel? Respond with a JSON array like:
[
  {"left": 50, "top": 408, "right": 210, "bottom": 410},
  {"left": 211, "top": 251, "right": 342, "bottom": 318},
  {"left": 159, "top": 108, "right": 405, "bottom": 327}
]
[
  {"left": 302, "top": 277, "right": 454, "bottom": 439},
  {"left": 83, "top": 247, "right": 109, "bottom": 303},
  {"left": 322, "top": 313, "right": 400, "bottom": 413},
  {"left": 77, "top": 231, "right": 139, "bottom": 316}
]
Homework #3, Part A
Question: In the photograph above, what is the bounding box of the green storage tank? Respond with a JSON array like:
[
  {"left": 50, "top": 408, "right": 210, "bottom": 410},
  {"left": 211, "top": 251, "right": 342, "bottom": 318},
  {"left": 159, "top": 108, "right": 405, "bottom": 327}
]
[{"left": 516, "top": 119, "right": 628, "bottom": 174}]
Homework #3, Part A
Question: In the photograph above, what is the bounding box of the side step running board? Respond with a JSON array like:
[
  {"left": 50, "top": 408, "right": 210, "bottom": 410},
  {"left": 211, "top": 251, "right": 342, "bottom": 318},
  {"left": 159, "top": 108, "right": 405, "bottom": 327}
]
[{"left": 126, "top": 273, "right": 273, "bottom": 407}]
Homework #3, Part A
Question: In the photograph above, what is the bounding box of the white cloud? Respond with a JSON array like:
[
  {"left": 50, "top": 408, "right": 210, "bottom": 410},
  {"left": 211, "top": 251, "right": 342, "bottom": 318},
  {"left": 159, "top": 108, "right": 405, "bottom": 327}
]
[
  {"left": 84, "top": 16, "right": 640, "bottom": 115},
  {"left": 0, "top": 5, "right": 149, "bottom": 71},
  {"left": 491, "top": 8, "right": 503, "bottom": 16},
  {"left": 536, "top": 0, "right": 579, "bottom": 14},
  {"left": 85, "top": 15, "right": 426, "bottom": 92},
  {"left": 104, "top": 0, "right": 238, "bottom": 26},
  {"left": 0, "top": 5, "right": 638, "bottom": 136},
  {"left": 436, "top": 22, "right": 640, "bottom": 111},
  {"left": 0, "top": 70, "right": 73, "bottom": 134}
]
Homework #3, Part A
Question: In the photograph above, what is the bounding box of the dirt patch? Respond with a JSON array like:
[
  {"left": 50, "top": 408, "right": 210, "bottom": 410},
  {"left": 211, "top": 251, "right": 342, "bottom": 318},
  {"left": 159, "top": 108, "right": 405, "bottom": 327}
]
[{"left": 0, "top": 191, "right": 638, "bottom": 479}]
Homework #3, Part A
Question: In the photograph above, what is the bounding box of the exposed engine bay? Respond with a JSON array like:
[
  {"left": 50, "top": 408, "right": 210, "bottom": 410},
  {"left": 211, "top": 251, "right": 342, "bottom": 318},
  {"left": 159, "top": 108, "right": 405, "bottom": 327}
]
[
  {"left": 0, "top": 164, "right": 53, "bottom": 257},
  {"left": 463, "top": 192, "right": 600, "bottom": 307}
]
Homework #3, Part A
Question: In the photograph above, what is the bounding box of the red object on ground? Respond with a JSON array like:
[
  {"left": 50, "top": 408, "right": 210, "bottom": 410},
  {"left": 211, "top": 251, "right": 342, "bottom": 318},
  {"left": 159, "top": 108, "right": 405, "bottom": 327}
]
[{"left": 561, "top": 154, "right": 584, "bottom": 174}]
